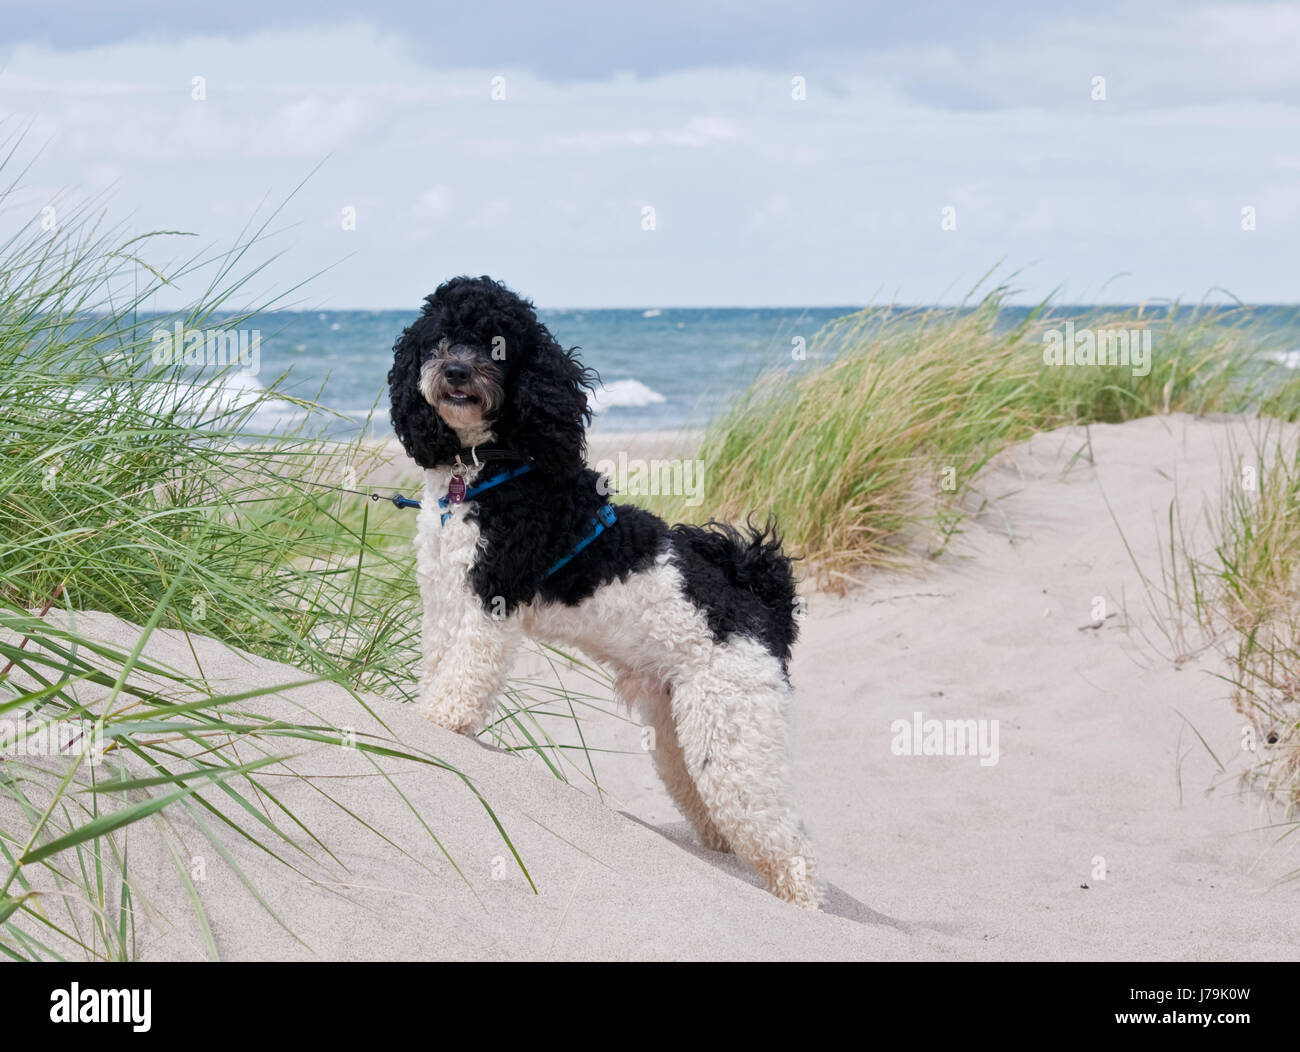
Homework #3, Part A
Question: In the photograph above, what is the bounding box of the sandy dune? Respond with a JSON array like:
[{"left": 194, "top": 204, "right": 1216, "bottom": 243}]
[
  {"left": 519, "top": 413, "right": 1300, "bottom": 958},
  {"left": 7, "top": 414, "right": 1299, "bottom": 959}
]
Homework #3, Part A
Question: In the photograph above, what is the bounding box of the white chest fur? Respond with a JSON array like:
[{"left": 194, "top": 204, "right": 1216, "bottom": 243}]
[
  {"left": 415, "top": 465, "right": 489, "bottom": 638},
  {"left": 411, "top": 463, "right": 523, "bottom": 734}
]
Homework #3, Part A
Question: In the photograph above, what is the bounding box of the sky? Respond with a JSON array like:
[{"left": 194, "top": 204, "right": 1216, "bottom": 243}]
[{"left": 1, "top": 0, "right": 1298, "bottom": 308}]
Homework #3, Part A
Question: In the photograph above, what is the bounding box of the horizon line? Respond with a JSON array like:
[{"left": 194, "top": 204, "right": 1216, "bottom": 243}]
[{"left": 103, "top": 301, "right": 1300, "bottom": 314}]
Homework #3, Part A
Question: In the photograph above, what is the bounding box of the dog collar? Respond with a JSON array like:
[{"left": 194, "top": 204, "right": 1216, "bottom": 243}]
[
  {"left": 456, "top": 447, "right": 529, "bottom": 463},
  {"left": 390, "top": 465, "right": 616, "bottom": 579},
  {"left": 438, "top": 464, "right": 532, "bottom": 525}
]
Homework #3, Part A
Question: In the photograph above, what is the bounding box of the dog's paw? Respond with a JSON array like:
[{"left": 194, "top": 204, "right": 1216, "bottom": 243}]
[
  {"left": 768, "top": 855, "right": 824, "bottom": 911},
  {"left": 418, "top": 703, "right": 483, "bottom": 736}
]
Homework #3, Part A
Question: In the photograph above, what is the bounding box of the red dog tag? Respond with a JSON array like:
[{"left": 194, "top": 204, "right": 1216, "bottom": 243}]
[{"left": 447, "top": 475, "right": 467, "bottom": 504}]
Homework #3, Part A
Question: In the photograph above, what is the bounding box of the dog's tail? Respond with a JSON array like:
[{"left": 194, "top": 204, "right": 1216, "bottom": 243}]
[{"left": 668, "top": 517, "right": 800, "bottom": 664}]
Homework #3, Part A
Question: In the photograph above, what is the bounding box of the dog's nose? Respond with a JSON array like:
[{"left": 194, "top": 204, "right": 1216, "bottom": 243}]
[{"left": 443, "top": 362, "right": 472, "bottom": 385}]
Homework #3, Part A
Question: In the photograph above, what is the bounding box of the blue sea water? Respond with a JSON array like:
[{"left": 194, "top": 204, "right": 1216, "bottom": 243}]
[
  {"left": 236, "top": 306, "right": 859, "bottom": 436},
  {"left": 177, "top": 304, "right": 1300, "bottom": 438}
]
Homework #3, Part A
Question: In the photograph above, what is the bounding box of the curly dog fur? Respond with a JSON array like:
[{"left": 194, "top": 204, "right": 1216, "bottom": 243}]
[{"left": 389, "top": 275, "right": 822, "bottom": 908}]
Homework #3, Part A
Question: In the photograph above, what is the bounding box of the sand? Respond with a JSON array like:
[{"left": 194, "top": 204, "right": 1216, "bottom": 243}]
[{"left": 5, "top": 413, "right": 1299, "bottom": 960}]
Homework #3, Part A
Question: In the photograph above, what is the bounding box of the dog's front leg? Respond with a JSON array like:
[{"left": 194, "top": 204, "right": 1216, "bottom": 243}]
[
  {"left": 417, "top": 598, "right": 520, "bottom": 735},
  {"left": 414, "top": 503, "right": 521, "bottom": 736}
]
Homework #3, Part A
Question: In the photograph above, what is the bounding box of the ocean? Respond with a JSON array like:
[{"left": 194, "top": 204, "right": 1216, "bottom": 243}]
[{"left": 170, "top": 305, "right": 1300, "bottom": 438}]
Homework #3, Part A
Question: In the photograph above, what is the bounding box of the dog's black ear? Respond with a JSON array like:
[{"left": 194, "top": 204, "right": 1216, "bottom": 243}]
[
  {"left": 500, "top": 325, "right": 595, "bottom": 479},
  {"left": 388, "top": 306, "right": 460, "bottom": 468}
]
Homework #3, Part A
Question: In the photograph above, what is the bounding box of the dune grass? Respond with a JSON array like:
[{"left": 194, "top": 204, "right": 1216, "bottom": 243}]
[
  {"left": 1210, "top": 435, "right": 1300, "bottom": 812},
  {"left": 0, "top": 168, "right": 612, "bottom": 958},
  {"left": 1146, "top": 422, "right": 1300, "bottom": 820},
  {"left": 648, "top": 280, "right": 1299, "bottom": 588}
]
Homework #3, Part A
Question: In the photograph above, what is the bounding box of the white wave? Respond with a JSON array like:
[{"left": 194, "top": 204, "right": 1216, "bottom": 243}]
[
  {"left": 142, "top": 370, "right": 303, "bottom": 431},
  {"left": 201, "top": 370, "right": 269, "bottom": 414},
  {"left": 641, "top": 308, "right": 662, "bottom": 318},
  {"left": 206, "top": 373, "right": 307, "bottom": 431},
  {"left": 145, "top": 371, "right": 303, "bottom": 433},
  {"left": 60, "top": 369, "right": 303, "bottom": 434},
  {"left": 590, "top": 379, "right": 668, "bottom": 411}
]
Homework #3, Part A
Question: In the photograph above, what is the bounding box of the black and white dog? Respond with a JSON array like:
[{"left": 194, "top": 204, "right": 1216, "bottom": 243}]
[{"left": 388, "top": 275, "right": 821, "bottom": 908}]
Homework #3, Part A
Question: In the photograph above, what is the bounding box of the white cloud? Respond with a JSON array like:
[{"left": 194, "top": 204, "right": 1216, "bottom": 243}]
[
  {"left": 855, "top": 2, "right": 1300, "bottom": 110},
  {"left": 0, "top": 12, "right": 1296, "bottom": 308}
]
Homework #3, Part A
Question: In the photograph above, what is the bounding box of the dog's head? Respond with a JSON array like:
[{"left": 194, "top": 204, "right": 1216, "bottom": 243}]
[{"left": 388, "top": 275, "right": 595, "bottom": 475}]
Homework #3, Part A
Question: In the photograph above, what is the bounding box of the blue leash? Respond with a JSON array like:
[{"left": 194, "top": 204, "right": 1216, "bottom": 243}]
[{"left": 386, "top": 464, "right": 617, "bottom": 579}]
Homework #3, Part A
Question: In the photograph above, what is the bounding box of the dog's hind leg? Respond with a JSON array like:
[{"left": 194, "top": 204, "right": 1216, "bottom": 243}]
[
  {"left": 616, "top": 670, "right": 730, "bottom": 853},
  {"left": 667, "top": 641, "right": 823, "bottom": 910}
]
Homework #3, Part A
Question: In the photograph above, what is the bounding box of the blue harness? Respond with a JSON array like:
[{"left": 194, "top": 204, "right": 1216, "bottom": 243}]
[
  {"left": 436, "top": 464, "right": 533, "bottom": 525},
  {"left": 403, "top": 464, "right": 617, "bottom": 579}
]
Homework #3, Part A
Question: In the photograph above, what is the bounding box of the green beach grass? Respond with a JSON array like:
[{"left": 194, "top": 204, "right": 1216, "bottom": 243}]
[
  {"left": 0, "top": 184, "right": 609, "bottom": 957},
  {"left": 647, "top": 278, "right": 1300, "bottom": 588}
]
